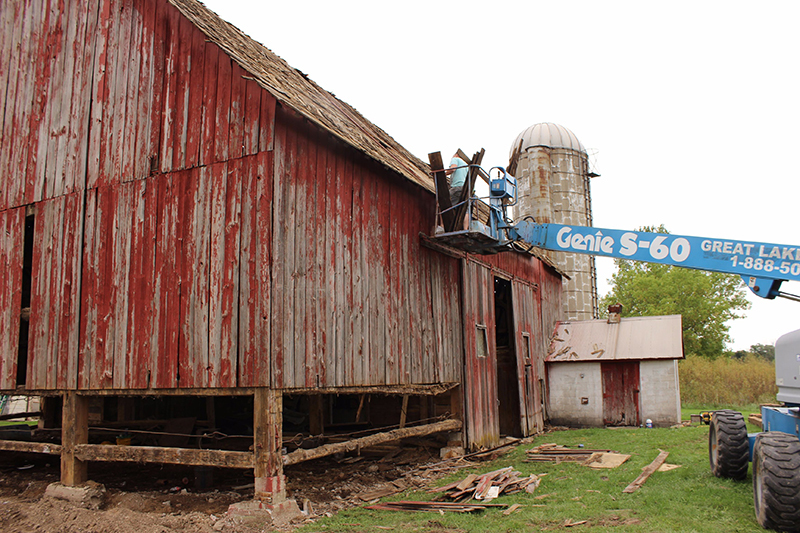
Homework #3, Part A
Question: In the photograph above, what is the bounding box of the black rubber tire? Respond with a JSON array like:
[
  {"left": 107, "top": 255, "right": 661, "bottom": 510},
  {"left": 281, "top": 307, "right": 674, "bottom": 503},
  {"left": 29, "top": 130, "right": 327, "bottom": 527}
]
[
  {"left": 753, "top": 432, "right": 800, "bottom": 532},
  {"left": 709, "top": 409, "right": 749, "bottom": 480}
]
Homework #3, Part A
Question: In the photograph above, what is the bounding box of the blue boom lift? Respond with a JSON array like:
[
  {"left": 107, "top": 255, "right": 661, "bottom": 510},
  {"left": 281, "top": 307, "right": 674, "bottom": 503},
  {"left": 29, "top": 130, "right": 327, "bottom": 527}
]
[{"left": 429, "top": 153, "right": 800, "bottom": 531}]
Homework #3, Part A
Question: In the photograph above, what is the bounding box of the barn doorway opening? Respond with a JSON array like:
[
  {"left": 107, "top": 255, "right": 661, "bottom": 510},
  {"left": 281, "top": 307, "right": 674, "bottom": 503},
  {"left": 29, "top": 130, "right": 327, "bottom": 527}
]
[
  {"left": 16, "top": 212, "right": 35, "bottom": 387},
  {"left": 494, "top": 276, "right": 521, "bottom": 437}
]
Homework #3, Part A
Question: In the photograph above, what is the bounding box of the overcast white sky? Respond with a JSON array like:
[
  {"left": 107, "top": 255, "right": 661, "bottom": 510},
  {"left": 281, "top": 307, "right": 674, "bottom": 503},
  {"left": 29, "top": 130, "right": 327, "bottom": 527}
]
[{"left": 202, "top": 0, "right": 800, "bottom": 351}]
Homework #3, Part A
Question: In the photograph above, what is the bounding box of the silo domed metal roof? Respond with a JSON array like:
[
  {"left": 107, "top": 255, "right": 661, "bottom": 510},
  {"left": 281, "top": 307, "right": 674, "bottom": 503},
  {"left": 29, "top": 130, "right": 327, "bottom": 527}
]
[{"left": 510, "top": 122, "right": 586, "bottom": 156}]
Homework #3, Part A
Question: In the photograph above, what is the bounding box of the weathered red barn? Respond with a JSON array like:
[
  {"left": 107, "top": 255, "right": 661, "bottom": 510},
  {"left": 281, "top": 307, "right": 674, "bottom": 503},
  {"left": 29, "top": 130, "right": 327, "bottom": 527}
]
[{"left": 0, "top": 0, "right": 562, "bottom": 509}]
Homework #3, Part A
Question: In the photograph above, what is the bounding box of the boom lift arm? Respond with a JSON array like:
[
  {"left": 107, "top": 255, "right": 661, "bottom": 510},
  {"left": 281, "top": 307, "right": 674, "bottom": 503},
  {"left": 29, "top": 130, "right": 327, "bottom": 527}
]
[
  {"left": 429, "top": 153, "right": 800, "bottom": 531},
  {"left": 430, "top": 158, "right": 800, "bottom": 301}
]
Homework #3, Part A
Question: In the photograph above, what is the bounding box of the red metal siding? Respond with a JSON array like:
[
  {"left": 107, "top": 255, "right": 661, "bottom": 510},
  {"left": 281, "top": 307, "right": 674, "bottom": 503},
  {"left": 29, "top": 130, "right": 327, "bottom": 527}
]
[{"left": 0, "top": 208, "right": 25, "bottom": 389}]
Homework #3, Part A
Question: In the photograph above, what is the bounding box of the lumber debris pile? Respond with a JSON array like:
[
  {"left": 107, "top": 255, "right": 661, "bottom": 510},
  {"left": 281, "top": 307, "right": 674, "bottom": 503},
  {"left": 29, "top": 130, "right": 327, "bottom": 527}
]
[
  {"left": 524, "top": 443, "right": 630, "bottom": 469},
  {"left": 427, "top": 466, "right": 541, "bottom": 503}
]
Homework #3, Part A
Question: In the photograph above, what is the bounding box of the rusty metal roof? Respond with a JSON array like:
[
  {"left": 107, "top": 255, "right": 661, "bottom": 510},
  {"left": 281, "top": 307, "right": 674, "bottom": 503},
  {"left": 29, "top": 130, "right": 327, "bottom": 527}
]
[
  {"left": 169, "top": 0, "right": 432, "bottom": 191},
  {"left": 547, "top": 315, "right": 684, "bottom": 362}
]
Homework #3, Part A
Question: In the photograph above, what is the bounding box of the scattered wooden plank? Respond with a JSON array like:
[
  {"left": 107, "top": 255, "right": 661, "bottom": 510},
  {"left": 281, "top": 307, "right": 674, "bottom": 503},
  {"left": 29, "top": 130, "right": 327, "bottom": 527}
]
[
  {"left": 503, "top": 503, "right": 522, "bottom": 516},
  {"left": 365, "top": 500, "right": 506, "bottom": 513},
  {"left": 564, "top": 519, "right": 588, "bottom": 527},
  {"left": 583, "top": 453, "right": 631, "bottom": 469},
  {"left": 623, "top": 450, "right": 669, "bottom": 493},
  {"left": 456, "top": 474, "right": 478, "bottom": 491}
]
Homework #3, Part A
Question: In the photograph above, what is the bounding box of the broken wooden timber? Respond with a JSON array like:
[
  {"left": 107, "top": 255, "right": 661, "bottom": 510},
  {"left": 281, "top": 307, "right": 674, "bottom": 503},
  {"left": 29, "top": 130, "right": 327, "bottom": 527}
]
[
  {"left": 428, "top": 151, "right": 455, "bottom": 229},
  {"left": 283, "top": 419, "right": 462, "bottom": 466},
  {"left": 0, "top": 439, "right": 62, "bottom": 455},
  {"left": 449, "top": 149, "right": 484, "bottom": 232},
  {"left": 74, "top": 444, "right": 254, "bottom": 468},
  {"left": 0, "top": 410, "right": 41, "bottom": 421},
  {"left": 365, "top": 500, "right": 506, "bottom": 513},
  {"left": 623, "top": 449, "right": 669, "bottom": 493}
]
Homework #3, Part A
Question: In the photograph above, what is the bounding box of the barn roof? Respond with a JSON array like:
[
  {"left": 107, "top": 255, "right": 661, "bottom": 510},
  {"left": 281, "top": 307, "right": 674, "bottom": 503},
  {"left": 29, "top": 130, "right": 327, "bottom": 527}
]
[
  {"left": 547, "top": 315, "right": 684, "bottom": 362},
  {"left": 170, "top": 0, "right": 433, "bottom": 191}
]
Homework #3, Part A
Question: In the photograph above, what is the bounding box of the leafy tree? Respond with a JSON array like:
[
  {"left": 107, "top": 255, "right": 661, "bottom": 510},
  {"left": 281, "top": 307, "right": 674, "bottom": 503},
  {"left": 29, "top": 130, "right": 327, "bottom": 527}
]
[
  {"left": 729, "top": 349, "right": 749, "bottom": 360},
  {"left": 600, "top": 225, "right": 751, "bottom": 358},
  {"left": 749, "top": 343, "right": 775, "bottom": 362}
]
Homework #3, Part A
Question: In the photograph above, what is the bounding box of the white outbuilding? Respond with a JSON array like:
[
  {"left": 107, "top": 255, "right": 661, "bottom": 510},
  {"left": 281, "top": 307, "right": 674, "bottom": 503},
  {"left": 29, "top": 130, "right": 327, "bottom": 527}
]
[{"left": 546, "top": 307, "right": 684, "bottom": 428}]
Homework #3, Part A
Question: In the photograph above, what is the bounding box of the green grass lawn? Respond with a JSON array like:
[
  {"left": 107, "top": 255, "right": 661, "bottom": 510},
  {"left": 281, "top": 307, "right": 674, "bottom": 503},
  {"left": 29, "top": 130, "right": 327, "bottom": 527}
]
[{"left": 299, "top": 420, "right": 763, "bottom": 532}]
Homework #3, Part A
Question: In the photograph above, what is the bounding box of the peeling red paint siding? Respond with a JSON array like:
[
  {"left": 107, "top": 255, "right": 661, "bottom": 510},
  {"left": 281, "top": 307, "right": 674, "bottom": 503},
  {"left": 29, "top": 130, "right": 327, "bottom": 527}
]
[
  {"left": 266, "top": 109, "right": 464, "bottom": 390},
  {"left": 462, "top": 259, "right": 499, "bottom": 449},
  {"left": 0, "top": 208, "right": 26, "bottom": 389}
]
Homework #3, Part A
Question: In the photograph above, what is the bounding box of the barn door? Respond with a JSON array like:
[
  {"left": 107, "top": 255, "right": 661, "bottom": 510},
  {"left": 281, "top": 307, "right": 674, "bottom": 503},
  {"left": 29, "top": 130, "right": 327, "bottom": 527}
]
[
  {"left": 601, "top": 361, "right": 640, "bottom": 426},
  {"left": 462, "top": 259, "right": 499, "bottom": 450},
  {"left": 511, "top": 281, "right": 540, "bottom": 435}
]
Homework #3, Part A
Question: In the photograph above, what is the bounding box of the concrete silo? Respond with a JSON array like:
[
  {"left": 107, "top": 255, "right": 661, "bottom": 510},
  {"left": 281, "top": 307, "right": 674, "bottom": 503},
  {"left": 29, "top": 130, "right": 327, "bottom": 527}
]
[{"left": 509, "top": 123, "right": 598, "bottom": 321}]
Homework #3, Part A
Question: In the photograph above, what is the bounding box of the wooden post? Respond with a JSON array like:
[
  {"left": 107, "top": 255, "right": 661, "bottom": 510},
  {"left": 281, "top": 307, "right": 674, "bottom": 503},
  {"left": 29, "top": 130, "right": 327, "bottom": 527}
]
[
  {"left": 399, "top": 395, "right": 409, "bottom": 429},
  {"left": 308, "top": 394, "right": 324, "bottom": 436},
  {"left": 253, "top": 389, "right": 284, "bottom": 503},
  {"left": 61, "top": 392, "right": 89, "bottom": 486}
]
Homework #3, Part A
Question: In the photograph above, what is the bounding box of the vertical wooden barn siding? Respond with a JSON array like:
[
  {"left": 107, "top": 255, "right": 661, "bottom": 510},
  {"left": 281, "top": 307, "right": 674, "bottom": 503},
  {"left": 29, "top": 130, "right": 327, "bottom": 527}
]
[
  {"left": 1, "top": 0, "right": 465, "bottom": 391},
  {"left": 0, "top": 208, "right": 25, "bottom": 390},
  {"left": 270, "top": 110, "right": 462, "bottom": 390},
  {"left": 459, "top": 254, "right": 562, "bottom": 446}
]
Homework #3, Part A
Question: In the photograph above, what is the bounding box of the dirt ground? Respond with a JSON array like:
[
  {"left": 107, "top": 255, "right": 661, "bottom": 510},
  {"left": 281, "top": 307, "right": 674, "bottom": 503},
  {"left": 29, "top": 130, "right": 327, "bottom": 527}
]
[{"left": 0, "top": 444, "right": 474, "bottom": 533}]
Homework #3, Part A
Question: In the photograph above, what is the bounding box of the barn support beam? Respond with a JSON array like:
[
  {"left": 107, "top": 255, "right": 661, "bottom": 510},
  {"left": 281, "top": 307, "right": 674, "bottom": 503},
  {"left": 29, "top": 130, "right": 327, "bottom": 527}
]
[
  {"left": 308, "top": 394, "right": 324, "bottom": 436},
  {"left": 228, "top": 389, "right": 301, "bottom": 525},
  {"left": 253, "top": 388, "right": 284, "bottom": 502},
  {"left": 60, "top": 392, "right": 89, "bottom": 486}
]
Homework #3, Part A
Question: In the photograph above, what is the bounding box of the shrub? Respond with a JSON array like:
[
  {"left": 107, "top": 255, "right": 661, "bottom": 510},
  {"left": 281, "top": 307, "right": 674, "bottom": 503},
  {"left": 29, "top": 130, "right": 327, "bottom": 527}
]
[{"left": 680, "top": 354, "right": 777, "bottom": 406}]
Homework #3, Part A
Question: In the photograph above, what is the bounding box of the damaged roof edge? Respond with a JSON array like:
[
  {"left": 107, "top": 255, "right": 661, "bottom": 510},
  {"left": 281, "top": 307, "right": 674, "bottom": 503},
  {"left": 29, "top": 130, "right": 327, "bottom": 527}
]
[{"left": 170, "top": 0, "right": 433, "bottom": 191}]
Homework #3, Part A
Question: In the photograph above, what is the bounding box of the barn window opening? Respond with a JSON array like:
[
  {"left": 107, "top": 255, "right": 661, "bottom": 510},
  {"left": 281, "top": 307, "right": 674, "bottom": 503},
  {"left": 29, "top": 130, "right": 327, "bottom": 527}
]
[
  {"left": 475, "top": 325, "right": 488, "bottom": 358},
  {"left": 17, "top": 212, "right": 35, "bottom": 387}
]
